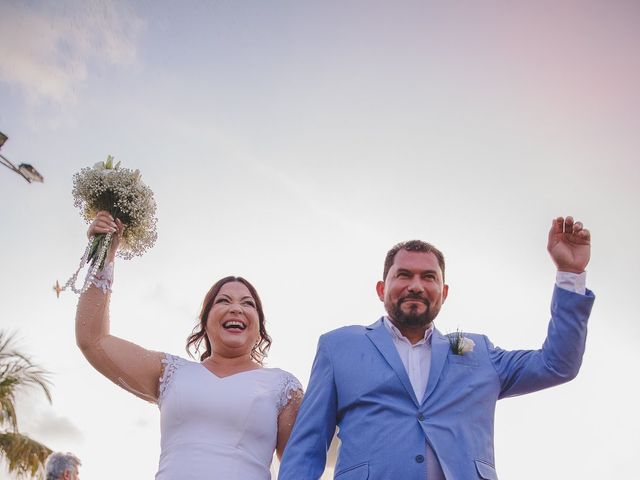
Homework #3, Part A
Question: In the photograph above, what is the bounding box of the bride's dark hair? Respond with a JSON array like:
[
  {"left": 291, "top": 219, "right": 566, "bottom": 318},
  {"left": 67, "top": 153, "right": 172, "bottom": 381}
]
[{"left": 186, "top": 276, "right": 272, "bottom": 365}]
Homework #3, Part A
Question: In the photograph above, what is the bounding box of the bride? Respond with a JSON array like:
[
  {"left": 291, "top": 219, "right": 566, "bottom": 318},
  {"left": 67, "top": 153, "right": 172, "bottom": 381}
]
[{"left": 75, "top": 211, "right": 303, "bottom": 479}]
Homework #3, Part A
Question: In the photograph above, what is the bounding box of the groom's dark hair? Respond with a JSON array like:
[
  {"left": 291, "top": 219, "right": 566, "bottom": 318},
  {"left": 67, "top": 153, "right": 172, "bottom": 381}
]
[{"left": 383, "top": 240, "right": 446, "bottom": 282}]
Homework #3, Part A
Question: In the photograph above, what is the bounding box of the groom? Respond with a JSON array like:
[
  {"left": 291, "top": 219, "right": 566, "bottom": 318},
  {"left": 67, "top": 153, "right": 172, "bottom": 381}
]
[{"left": 279, "top": 216, "right": 594, "bottom": 479}]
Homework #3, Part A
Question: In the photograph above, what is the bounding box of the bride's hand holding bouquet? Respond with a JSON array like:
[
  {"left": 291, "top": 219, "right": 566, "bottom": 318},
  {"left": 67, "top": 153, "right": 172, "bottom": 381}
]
[
  {"left": 58, "top": 156, "right": 157, "bottom": 295},
  {"left": 89, "top": 211, "right": 124, "bottom": 264}
]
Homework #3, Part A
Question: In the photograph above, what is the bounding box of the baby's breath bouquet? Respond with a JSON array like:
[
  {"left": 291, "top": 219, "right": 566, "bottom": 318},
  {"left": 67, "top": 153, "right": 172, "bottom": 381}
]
[{"left": 57, "top": 156, "right": 157, "bottom": 295}]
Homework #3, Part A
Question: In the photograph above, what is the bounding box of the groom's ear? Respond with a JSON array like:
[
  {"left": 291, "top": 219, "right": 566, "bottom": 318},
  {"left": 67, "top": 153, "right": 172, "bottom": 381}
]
[{"left": 376, "top": 281, "right": 385, "bottom": 301}]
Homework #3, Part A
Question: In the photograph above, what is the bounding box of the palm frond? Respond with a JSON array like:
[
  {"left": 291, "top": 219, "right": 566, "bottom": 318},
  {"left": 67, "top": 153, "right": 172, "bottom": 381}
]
[
  {"left": 0, "top": 330, "right": 51, "bottom": 431},
  {"left": 0, "top": 332, "right": 54, "bottom": 478},
  {"left": 0, "top": 431, "right": 52, "bottom": 478},
  {"left": 0, "top": 331, "right": 52, "bottom": 431}
]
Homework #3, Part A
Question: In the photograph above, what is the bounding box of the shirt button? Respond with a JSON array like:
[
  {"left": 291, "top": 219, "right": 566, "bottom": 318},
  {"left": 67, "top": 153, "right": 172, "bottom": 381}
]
[
  {"left": 415, "top": 455, "right": 425, "bottom": 463},
  {"left": 417, "top": 414, "right": 425, "bottom": 421}
]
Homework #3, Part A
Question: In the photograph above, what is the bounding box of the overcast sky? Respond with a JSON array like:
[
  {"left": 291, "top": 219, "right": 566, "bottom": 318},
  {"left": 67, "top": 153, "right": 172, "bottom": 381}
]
[{"left": 1, "top": 1, "right": 639, "bottom": 478}]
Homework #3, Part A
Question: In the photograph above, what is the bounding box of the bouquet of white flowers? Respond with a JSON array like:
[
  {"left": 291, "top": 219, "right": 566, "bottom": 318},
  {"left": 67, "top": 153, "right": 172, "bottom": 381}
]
[{"left": 56, "top": 156, "right": 157, "bottom": 295}]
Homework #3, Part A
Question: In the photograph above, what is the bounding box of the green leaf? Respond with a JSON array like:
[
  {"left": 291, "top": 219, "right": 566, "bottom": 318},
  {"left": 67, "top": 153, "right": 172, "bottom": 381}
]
[{"left": 87, "top": 235, "right": 103, "bottom": 264}]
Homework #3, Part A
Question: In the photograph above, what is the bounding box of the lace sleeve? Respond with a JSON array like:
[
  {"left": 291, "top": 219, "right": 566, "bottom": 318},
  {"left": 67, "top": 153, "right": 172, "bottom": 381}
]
[
  {"left": 276, "top": 371, "right": 304, "bottom": 414},
  {"left": 158, "top": 353, "right": 185, "bottom": 406}
]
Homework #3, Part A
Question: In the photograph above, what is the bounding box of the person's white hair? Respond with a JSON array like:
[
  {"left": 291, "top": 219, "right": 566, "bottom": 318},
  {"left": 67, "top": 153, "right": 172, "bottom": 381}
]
[{"left": 44, "top": 452, "right": 81, "bottom": 480}]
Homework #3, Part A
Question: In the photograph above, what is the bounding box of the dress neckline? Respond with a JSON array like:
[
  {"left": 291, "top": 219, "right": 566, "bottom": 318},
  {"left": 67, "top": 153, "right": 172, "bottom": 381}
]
[{"left": 198, "top": 363, "right": 266, "bottom": 380}]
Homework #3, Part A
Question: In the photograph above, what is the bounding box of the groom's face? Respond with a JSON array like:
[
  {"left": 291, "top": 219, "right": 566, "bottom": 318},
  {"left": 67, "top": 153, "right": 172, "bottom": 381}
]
[{"left": 376, "top": 250, "right": 448, "bottom": 330}]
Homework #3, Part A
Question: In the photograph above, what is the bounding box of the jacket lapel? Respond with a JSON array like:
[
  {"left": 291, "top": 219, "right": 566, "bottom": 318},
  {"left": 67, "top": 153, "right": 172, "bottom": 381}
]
[
  {"left": 366, "top": 318, "right": 419, "bottom": 407},
  {"left": 422, "top": 328, "right": 449, "bottom": 403}
]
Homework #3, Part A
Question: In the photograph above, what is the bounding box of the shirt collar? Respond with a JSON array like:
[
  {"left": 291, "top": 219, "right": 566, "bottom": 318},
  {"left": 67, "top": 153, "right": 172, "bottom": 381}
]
[{"left": 383, "top": 316, "right": 433, "bottom": 345}]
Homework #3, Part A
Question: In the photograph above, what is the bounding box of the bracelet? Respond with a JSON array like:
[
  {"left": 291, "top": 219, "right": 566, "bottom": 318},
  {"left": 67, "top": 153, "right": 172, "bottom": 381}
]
[{"left": 89, "top": 261, "right": 114, "bottom": 294}]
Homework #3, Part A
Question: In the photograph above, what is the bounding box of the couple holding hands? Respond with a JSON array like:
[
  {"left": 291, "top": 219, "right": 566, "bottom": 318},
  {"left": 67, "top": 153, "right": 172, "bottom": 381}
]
[{"left": 77, "top": 212, "right": 594, "bottom": 479}]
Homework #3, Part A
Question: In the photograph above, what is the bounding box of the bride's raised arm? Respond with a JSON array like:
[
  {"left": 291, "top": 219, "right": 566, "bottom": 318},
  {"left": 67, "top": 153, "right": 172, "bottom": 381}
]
[{"left": 75, "top": 210, "right": 163, "bottom": 402}]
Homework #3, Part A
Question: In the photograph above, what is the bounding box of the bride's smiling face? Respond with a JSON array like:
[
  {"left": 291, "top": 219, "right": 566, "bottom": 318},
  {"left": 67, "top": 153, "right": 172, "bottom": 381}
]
[{"left": 206, "top": 281, "right": 260, "bottom": 356}]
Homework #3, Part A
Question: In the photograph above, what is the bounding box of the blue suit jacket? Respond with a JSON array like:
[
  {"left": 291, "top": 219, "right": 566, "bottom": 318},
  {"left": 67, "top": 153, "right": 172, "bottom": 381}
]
[{"left": 279, "top": 286, "right": 595, "bottom": 479}]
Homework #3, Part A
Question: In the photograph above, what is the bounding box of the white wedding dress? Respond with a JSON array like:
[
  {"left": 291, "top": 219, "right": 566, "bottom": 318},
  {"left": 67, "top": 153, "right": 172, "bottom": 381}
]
[{"left": 155, "top": 354, "right": 302, "bottom": 480}]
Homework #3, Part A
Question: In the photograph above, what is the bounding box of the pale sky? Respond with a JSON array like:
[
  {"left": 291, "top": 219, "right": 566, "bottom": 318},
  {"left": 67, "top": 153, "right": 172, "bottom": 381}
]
[{"left": 1, "top": 1, "right": 638, "bottom": 479}]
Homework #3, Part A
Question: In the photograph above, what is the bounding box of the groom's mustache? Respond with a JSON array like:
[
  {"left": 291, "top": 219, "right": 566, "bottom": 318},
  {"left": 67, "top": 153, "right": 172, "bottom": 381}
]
[{"left": 399, "top": 294, "right": 429, "bottom": 307}]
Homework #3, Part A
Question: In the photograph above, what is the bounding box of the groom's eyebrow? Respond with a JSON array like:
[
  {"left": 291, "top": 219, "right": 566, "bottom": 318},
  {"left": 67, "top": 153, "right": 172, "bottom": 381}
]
[
  {"left": 396, "top": 267, "right": 432, "bottom": 274},
  {"left": 396, "top": 267, "right": 439, "bottom": 276},
  {"left": 421, "top": 269, "right": 438, "bottom": 276}
]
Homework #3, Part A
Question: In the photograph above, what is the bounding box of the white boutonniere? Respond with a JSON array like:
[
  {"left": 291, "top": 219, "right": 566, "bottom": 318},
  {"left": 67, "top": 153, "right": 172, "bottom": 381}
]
[{"left": 448, "top": 330, "right": 475, "bottom": 355}]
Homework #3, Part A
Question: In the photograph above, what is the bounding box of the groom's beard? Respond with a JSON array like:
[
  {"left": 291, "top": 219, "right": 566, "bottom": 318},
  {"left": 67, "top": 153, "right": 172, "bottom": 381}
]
[{"left": 390, "top": 294, "right": 437, "bottom": 328}]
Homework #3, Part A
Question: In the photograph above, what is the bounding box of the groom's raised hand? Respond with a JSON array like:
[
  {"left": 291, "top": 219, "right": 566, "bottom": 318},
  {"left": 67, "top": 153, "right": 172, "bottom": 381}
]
[{"left": 547, "top": 216, "right": 591, "bottom": 274}]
